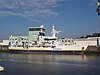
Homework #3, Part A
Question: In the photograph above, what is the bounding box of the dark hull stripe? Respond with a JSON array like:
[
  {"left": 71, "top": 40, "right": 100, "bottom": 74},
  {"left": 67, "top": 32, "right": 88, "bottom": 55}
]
[
  {"left": 9, "top": 50, "right": 100, "bottom": 54},
  {"left": 9, "top": 50, "right": 85, "bottom": 54}
]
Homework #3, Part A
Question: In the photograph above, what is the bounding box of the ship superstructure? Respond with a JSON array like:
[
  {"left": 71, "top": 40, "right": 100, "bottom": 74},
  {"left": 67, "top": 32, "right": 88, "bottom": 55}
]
[{"left": 9, "top": 25, "right": 59, "bottom": 51}]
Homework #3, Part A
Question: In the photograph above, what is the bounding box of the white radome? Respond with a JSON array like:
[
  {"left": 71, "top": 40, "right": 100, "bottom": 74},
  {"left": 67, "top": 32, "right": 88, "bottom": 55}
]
[{"left": 0, "top": 66, "right": 4, "bottom": 72}]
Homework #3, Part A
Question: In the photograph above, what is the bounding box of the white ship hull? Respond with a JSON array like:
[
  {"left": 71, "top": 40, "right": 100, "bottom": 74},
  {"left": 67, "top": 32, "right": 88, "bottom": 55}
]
[{"left": 9, "top": 43, "right": 89, "bottom": 54}]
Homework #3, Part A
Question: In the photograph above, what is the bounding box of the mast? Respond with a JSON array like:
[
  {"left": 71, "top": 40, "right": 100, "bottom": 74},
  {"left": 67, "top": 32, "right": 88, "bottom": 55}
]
[{"left": 51, "top": 25, "right": 61, "bottom": 38}]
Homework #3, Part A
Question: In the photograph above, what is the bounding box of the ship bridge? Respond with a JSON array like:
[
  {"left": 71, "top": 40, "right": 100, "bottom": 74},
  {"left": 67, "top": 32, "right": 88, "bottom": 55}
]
[{"left": 28, "top": 25, "right": 46, "bottom": 42}]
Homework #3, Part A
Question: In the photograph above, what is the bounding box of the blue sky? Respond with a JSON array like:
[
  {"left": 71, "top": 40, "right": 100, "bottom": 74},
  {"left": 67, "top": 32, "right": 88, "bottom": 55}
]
[{"left": 0, "top": 0, "right": 99, "bottom": 39}]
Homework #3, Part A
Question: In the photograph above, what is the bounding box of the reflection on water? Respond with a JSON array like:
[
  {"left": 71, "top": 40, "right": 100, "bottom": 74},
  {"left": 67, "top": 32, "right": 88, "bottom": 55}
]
[
  {"left": 0, "top": 53, "right": 100, "bottom": 75},
  {"left": 0, "top": 53, "right": 88, "bottom": 65}
]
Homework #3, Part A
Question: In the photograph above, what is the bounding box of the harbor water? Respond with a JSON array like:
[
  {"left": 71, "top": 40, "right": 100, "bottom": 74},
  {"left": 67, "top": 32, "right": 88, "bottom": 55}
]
[{"left": 0, "top": 52, "right": 100, "bottom": 75}]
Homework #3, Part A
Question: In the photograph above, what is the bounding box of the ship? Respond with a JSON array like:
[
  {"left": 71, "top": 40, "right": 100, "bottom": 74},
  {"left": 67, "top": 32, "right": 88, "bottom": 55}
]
[{"left": 8, "top": 25, "right": 100, "bottom": 54}]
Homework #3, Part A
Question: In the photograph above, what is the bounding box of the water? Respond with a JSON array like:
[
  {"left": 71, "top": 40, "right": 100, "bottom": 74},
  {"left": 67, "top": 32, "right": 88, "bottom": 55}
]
[{"left": 0, "top": 52, "right": 100, "bottom": 75}]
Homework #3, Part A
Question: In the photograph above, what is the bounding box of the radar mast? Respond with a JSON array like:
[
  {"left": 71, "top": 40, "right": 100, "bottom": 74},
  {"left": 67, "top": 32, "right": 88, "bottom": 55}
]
[{"left": 51, "top": 25, "right": 61, "bottom": 38}]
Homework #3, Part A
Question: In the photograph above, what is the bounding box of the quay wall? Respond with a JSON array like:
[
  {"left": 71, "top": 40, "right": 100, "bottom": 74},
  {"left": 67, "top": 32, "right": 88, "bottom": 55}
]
[
  {"left": 0, "top": 40, "right": 9, "bottom": 52},
  {"left": 0, "top": 45, "right": 9, "bottom": 52}
]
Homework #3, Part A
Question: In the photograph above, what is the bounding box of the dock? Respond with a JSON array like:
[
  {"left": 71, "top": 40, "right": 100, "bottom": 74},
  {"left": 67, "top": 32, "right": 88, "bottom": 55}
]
[
  {"left": 0, "top": 45, "right": 9, "bottom": 52},
  {"left": 0, "top": 40, "right": 9, "bottom": 52}
]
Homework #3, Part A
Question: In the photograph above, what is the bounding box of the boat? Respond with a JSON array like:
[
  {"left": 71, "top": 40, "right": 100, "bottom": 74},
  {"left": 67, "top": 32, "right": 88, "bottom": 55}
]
[
  {"left": 0, "top": 66, "right": 4, "bottom": 72},
  {"left": 8, "top": 25, "right": 99, "bottom": 54}
]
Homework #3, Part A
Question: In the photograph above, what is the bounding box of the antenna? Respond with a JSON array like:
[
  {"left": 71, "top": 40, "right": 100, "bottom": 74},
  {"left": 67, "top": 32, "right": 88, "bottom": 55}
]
[{"left": 40, "top": 25, "right": 44, "bottom": 28}]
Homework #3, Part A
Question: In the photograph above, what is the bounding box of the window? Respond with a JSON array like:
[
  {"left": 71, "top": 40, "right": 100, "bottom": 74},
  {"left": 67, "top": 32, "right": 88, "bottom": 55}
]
[
  {"left": 21, "top": 38, "right": 23, "bottom": 40},
  {"left": 29, "top": 28, "right": 41, "bottom": 31},
  {"left": 39, "top": 32, "right": 45, "bottom": 36},
  {"left": 68, "top": 40, "right": 70, "bottom": 42},
  {"left": 62, "top": 40, "right": 64, "bottom": 42},
  {"left": 65, "top": 40, "right": 67, "bottom": 42}
]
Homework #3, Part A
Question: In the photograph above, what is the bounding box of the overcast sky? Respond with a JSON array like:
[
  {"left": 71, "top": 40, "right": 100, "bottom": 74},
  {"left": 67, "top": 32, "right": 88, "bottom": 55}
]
[{"left": 0, "top": 0, "right": 99, "bottom": 39}]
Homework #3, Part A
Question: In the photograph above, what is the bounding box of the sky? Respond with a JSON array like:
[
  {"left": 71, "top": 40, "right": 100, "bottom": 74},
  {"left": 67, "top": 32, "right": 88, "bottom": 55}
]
[{"left": 0, "top": 0, "right": 99, "bottom": 39}]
